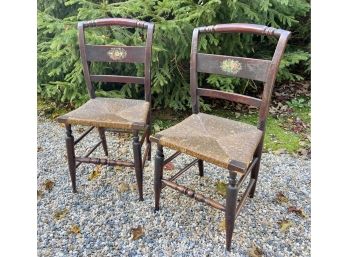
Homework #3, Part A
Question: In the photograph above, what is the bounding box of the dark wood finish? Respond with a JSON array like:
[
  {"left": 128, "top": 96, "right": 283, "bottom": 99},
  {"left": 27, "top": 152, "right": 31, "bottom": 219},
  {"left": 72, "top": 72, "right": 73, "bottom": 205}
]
[
  {"left": 153, "top": 23, "right": 291, "bottom": 251},
  {"left": 197, "top": 53, "right": 271, "bottom": 82},
  {"left": 75, "top": 156, "right": 134, "bottom": 167},
  {"left": 65, "top": 124, "right": 77, "bottom": 193},
  {"left": 85, "top": 45, "right": 145, "bottom": 63},
  {"left": 249, "top": 139, "right": 263, "bottom": 198},
  {"left": 60, "top": 18, "right": 154, "bottom": 200},
  {"left": 147, "top": 142, "right": 151, "bottom": 161},
  {"left": 197, "top": 23, "right": 283, "bottom": 37},
  {"left": 142, "top": 143, "right": 151, "bottom": 170},
  {"left": 78, "top": 22, "right": 95, "bottom": 98},
  {"left": 166, "top": 159, "right": 198, "bottom": 184},
  {"left": 139, "top": 127, "right": 150, "bottom": 147},
  {"left": 236, "top": 179, "right": 255, "bottom": 217},
  {"left": 162, "top": 179, "right": 225, "bottom": 212},
  {"left": 197, "top": 88, "right": 261, "bottom": 108},
  {"left": 105, "top": 128, "right": 137, "bottom": 133},
  {"left": 82, "top": 18, "right": 149, "bottom": 29},
  {"left": 198, "top": 160, "right": 204, "bottom": 177},
  {"left": 154, "top": 145, "right": 164, "bottom": 211},
  {"left": 144, "top": 23, "right": 154, "bottom": 102},
  {"left": 225, "top": 171, "right": 238, "bottom": 251},
  {"left": 74, "top": 126, "right": 94, "bottom": 145},
  {"left": 78, "top": 18, "right": 154, "bottom": 97},
  {"left": 90, "top": 75, "right": 145, "bottom": 84},
  {"left": 82, "top": 140, "right": 102, "bottom": 158},
  {"left": 97, "top": 127, "right": 108, "bottom": 156},
  {"left": 143, "top": 23, "right": 154, "bottom": 163},
  {"left": 236, "top": 157, "right": 258, "bottom": 188},
  {"left": 163, "top": 151, "right": 181, "bottom": 166},
  {"left": 75, "top": 140, "right": 102, "bottom": 169},
  {"left": 190, "top": 28, "right": 200, "bottom": 114},
  {"left": 132, "top": 132, "right": 143, "bottom": 201}
]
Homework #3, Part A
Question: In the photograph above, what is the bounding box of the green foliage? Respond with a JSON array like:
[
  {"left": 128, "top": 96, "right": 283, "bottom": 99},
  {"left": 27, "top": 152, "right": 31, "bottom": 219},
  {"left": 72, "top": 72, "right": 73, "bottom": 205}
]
[
  {"left": 286, "top": 96, "right": 310, "bottom": 109},
  {"left": 207, "top": 109, "right": 305, "bottom": 153},
  {"left": 38, "top": 0, "right": 310, "bottom": 109}
]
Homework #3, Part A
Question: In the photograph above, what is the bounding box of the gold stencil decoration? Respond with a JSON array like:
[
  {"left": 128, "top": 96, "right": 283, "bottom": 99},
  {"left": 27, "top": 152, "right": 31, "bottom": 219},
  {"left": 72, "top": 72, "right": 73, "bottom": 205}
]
[
  {"left": 220, "top": 59, "right": 242, "bottom": 74},
  {"left": 107, "top": 47, "right": 127, "bottom": 61}
]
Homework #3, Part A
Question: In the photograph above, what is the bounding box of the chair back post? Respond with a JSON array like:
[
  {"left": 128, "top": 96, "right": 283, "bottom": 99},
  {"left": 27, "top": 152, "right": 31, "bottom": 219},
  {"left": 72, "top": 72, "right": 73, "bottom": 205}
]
[
  {"left": 258, "top": 30, "right": 291, "bottom": 131},
  {"left": 190, "top": 28, "right": 200, "bottom": 113},
  {"left": 77, "top": 18, "right": 154, "bottom": 101},
  {"left": 144, "top": 23, "right": 154, "bottom": 102},
  {"left": 189, "top": 23, "right": 291, "bottom": 130},
  {"left": 78, "top": 22, "right": 95, "bottom": 98}
]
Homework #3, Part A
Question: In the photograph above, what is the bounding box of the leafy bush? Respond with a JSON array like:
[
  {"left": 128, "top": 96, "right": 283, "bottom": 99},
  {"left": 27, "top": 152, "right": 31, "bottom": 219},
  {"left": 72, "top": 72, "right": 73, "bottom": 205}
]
[{"left": 38, "top": 0, "right": 310, "bottom": 110}]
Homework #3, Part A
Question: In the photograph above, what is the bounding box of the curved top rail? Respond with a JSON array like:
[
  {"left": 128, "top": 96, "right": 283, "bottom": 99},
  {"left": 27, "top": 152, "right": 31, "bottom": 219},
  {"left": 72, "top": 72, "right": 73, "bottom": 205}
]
[
  {"left": 196, "top": 23, "right": 289, "bottom": 38},
  {"left": 79, "top": 18, "right": 151, "bottom": 29}
]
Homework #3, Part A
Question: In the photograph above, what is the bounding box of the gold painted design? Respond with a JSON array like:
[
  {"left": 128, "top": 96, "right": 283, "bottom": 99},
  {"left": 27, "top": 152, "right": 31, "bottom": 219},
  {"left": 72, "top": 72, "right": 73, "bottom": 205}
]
[
  {"left": 107, "top": 48, "right": 127, "bottom": 61},
  {"left": 220, "top": 59, "right": 242, "bottom": 74}
]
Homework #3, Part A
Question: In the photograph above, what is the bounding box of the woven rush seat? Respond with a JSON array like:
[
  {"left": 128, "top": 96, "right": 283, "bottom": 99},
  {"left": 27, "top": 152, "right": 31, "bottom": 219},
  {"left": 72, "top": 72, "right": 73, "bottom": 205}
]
[
  {"left": 150, "top": 112, "right": 263, "bottom": 172},
  {"left": 57, "top": 97, "right": 150, "bottom": 130}
]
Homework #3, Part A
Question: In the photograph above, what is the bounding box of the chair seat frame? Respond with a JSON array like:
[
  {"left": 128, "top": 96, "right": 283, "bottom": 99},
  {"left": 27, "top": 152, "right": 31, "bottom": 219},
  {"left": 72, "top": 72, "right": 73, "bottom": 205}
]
[
  {"left": 61, "top": 18, "right": 154, "bottom": 201},
  {"left": 152, "top": 23, "right": 290, "bottom": 251}
]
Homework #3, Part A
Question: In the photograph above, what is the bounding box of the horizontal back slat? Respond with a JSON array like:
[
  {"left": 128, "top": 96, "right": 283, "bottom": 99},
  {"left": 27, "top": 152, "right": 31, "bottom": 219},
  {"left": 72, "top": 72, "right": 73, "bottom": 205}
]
[
  {"left": 85, "top": 45, "right": 146, "bottom": 63},
  {"left": 90, "top": 75, "right": 145, "bottom": 84},
  {"left": 196, "top": 53, "right": 271, "bottom": 82},
  {"left": 197, "top": 88, "right": 262, "bottom": 108}
]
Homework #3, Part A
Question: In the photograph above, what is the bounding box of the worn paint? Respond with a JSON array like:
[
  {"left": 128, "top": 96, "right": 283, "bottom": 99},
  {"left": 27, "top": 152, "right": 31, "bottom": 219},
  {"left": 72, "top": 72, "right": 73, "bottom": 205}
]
[
  {"left": 220, "top": 59, "right": 242, "bottom": 74},
  {"left": 107, "top": 47, "right": 127, "bottom": 60}
]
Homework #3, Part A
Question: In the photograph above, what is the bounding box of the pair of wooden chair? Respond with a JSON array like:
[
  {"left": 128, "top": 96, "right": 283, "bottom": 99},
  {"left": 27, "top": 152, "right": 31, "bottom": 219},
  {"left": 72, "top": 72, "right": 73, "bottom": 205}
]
[{"left": 57, "top": 18, "right": 290, "bottom": 251}]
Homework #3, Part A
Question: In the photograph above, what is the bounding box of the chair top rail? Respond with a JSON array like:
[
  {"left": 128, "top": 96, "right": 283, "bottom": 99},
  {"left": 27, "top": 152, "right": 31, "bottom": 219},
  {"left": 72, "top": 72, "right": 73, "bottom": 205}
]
[
  {"left": 79, "top": 18, "right": 151, "bottom": 29},
  {"left": 196, "top": 23, "right": 287, "bottom": 38}
]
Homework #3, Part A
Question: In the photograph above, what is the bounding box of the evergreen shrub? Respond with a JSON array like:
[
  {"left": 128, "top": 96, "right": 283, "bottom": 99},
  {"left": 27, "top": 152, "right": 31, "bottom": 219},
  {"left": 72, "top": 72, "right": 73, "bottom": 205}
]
[{"left": 38, "top": 0, "right": 310, "bottom": 110}]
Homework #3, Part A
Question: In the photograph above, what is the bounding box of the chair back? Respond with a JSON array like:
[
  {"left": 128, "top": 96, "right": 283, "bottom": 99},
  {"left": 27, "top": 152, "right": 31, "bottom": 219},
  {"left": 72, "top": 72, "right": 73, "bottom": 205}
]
[
  {"left": 190, "top": 24, "right": 291, "bottom": 131},
  {"left": 78, "top": 18, "right": 154, "bottom": 102}
]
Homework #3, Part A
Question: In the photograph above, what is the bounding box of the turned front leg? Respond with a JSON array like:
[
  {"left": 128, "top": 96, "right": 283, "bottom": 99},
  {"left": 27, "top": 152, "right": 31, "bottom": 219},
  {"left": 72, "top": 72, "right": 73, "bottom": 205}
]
[
  {"left": 225, "top": 171, "right": 238, "bottom": 251},
  {"left": 132, "top": 131, "right": 143, "bottom": 201}
]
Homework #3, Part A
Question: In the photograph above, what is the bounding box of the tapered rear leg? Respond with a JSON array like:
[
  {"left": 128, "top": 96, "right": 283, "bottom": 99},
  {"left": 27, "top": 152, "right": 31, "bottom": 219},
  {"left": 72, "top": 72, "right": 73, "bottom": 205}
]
[
  {"left": 198, "top": 159, "right": 204, "bottom": 177},
  {"left": 98, "top": 127, "right": 108, "bottom": 156},
  {"left": 65, "top": 124, "right": 77, "bottom": 193},
  {"left": 146, "top": 127, "right": 151, "bottom": 161},
  {"left": 249, "top": 141, "right": 263, "bottom": 198},
  {"left": 154, "top": 144, "right": 164, "bottom": 211}
]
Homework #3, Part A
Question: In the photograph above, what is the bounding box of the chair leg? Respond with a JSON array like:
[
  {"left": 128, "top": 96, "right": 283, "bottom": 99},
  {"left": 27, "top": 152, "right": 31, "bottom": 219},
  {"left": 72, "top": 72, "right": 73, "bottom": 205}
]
[
  {"left": 154, "top": 144, "right": 164, "bottom": 211},
  {"left": 146, "top": 127, "right": 151, "bottom": 161},
  {"left": 198, "top": 159, "right": 204, "bottom": 177},
  {"left": 225, "top": 171, "right": 238, "bottom": 251},
  {"left": 65, "top": 124, "right": 77, "bottom": 193},
  {"left": 132, "top": 132, "right": 143, "bottom": 201},
  {"left": 98, "top": 127, "right": 108, "bottom": 156},
  {"left": 249, "top": 142, "right": 263, "bottom": 198},
  {"left": 249, "top": 158, "right": 261, "bottom": 198}
]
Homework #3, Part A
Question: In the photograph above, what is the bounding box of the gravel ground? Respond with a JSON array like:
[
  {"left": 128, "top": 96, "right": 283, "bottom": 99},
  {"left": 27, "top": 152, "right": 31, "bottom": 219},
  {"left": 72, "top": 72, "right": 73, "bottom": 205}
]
[{"left": 37, "top": 118, "right": 311, "bottom": 257}]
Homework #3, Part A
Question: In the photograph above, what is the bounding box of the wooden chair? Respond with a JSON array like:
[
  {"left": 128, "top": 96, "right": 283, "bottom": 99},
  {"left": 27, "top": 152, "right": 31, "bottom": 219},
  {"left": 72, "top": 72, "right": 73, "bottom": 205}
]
[
  {"left": 57, "top": 18, "right": 154, "bottom": 201},
  {"left": 150, "top": 24, "right": 290, "bottom": 250}
]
